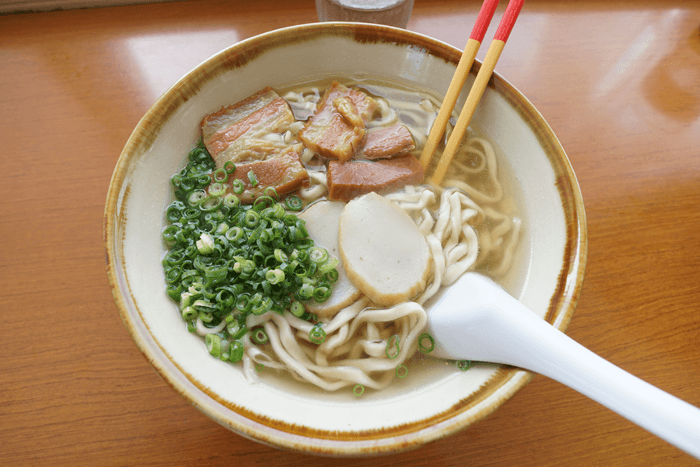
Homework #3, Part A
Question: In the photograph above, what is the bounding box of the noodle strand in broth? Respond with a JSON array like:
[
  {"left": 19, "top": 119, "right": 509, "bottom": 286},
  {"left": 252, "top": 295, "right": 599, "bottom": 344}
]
[{"left": 164, "top": 78, "right": 523, "bottom": 392}]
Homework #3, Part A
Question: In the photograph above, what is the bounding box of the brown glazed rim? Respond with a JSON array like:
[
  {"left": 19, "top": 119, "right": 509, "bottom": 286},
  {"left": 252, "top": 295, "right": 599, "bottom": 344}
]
[{"left": 104, "top": 23, "right": 587, "bottom": 456}]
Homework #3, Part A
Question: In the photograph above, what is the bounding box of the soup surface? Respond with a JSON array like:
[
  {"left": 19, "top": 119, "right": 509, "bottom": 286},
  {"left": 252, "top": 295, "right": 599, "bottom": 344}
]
[{"left": 160, "top": 76, "right": 529, "bottom": 394}]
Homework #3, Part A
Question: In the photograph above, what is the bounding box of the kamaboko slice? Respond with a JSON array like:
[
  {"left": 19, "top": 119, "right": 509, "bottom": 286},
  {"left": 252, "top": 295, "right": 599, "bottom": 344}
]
[
  {"left": 299, "top": 200, "right": 361, "bottom": 317},
  {"left": 339, "top": 192, "right": 431, "bottom": 306}
]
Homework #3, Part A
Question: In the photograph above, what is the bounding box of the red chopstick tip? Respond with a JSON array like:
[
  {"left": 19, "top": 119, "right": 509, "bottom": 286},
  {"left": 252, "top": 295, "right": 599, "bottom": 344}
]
[
  {"left": 469, "top": 0, "right": 500, "bottom": 42},
  {"left": 493, "top": 0, "right": 525, "bottom": 43}
]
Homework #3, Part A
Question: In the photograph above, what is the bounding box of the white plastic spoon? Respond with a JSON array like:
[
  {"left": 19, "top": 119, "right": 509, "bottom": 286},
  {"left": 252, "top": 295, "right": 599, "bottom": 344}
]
[{"left": 425, "top": 272, "right": 700, "bottom": 459}]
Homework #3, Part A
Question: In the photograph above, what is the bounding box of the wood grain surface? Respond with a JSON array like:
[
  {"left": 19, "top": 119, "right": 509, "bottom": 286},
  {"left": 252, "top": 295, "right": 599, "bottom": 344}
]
[{"left": 1, "top": 0, "right": 699, "bottom": 465}]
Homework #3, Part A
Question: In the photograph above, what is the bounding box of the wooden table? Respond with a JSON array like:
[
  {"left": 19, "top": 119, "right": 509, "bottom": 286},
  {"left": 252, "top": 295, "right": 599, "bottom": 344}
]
[{"left": 2, "top": 0, "right": 699, "bottom": 465}]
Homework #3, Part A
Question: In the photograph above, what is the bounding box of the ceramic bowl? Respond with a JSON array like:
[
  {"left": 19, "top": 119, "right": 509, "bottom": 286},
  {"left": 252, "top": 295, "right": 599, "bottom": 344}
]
[{"left": 104, "top": 22, "right": 586, "bottom": 456}]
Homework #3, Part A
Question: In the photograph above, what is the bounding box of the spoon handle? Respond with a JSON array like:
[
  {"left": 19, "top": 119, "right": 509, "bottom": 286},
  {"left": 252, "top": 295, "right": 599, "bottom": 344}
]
[
  {"left": 490, "top": 294, "right": 700, "bottom": 459},
  {"left": 429, "top": 273, "right": 700, "bottom": 458}
]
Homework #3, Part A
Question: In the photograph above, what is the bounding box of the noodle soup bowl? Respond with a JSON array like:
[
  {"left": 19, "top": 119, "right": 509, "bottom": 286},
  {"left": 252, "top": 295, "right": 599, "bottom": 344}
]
[{"left": 105, "top": 23, "right": 586, "bottom": 456}]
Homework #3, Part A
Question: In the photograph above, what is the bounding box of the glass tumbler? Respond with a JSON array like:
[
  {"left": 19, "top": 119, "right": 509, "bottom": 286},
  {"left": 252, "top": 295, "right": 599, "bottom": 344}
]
[{"left": 315, "top": 0, "right": 414, "bottom": 29}]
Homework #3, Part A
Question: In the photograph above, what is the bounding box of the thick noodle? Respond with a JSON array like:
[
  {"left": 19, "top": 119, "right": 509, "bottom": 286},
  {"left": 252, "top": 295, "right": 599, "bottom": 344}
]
[{"left": 226, "top": 83, "right": 521, "bottom": 391}]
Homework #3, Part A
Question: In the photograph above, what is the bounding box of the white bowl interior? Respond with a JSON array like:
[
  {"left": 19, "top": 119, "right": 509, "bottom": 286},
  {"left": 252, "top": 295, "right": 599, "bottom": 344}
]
[{"left": 107, "top": 24, "right": 584, "bottom": 454}]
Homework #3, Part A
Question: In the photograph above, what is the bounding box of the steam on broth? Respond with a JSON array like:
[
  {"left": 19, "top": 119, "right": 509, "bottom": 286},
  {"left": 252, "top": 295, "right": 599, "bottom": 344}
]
[{"left": 161, "top": 76, "right": 523, "bottom": 393}]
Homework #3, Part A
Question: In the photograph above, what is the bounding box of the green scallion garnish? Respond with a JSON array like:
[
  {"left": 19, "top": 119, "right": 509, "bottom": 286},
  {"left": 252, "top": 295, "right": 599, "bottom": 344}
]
[
  {"left": 232, "top": 179, "right": 245, "bottom": 194},
  {"left": 395, "top": 365, "right": 408, "bottom": 379},
  {"left": 456, "top": 360, "right": 474, "bottom": 371},
  {"left": 205, "top": 334, "right": 222, "bottom": 358},
  {"left": 251, "top": 328, "right": 269, "bottom": 345},
  {"left": 247, "top": 170, "right": 258, "bottom": 187},
  {"left": 386, "top": 334, "right": 400, "bottom": 359},
  {"left": 309, "top": 324, "right": 326, "bottom": 345},
  {"left": 162, "top": 141, "right": 338, "bottom": 367},
  {"left": 418, "top": 332, "right": 435, "bottom": 354},
  {"left": 285, "top": 195, "right": 303, "bottom": 211}
]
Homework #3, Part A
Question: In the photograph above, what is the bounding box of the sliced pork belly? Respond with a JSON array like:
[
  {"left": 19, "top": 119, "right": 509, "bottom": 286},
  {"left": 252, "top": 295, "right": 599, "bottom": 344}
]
[
  {"left": 358, "top": 124, "right": 415, "bottom": 160},
  {"left": 298, "top": 81, "right": 379, "bottom": 163},
  {"left": 212, "top": 144, "right": 309, "bottom": 203},
  {"left": 326, "top": 154, "right": 425, "bottom": 202},
  {"left": 200, "top": 87, "right": 295, "bottom": 166}
]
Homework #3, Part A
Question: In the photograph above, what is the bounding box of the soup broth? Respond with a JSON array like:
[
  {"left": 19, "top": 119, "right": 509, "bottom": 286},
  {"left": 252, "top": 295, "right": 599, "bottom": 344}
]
[
  {"left": 161, "top": 75, "right": 530, "bottom": 395},
  {"left": 279, "top": 76, "right": 529, "bottom": 291}
]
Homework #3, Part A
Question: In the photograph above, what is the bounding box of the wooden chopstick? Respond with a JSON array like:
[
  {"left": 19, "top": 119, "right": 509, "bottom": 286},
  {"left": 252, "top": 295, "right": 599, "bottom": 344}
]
[
  {"left": 424, "top": 0, "right": 525, "bottom": 186},
  {"left": 419, "top": 0, "right": 500, "bottom": 170}
]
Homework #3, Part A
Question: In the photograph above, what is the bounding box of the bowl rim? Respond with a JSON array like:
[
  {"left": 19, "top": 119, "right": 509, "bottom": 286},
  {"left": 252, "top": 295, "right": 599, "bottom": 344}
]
[{"left": 104, "top": 21, "right": 587, "bottom": 456}]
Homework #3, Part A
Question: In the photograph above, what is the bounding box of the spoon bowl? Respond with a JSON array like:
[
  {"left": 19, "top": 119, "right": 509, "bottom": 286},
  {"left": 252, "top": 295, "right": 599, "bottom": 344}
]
[{"left": 426, "top": 272, "right": 700, "bottom": 459}]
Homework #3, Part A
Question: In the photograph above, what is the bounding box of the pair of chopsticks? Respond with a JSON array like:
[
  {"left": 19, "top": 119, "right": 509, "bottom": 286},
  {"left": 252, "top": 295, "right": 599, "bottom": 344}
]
[{"left": 419, "top": 0, "right": 525, "bottom": 185}]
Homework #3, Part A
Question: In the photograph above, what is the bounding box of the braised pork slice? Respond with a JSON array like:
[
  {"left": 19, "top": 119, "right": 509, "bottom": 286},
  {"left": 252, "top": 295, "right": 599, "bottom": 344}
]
[
  {"left": 358, "top": 124, "right": 415, "bottom": 160},
  {"left": 200, "top": 87, "right": 295, "bottom": 167},
  {"left": 326, "top": 154, "right": 425, "bottom": 202},
  {"left": 211, "top": 144, "right": 309, "bottom": 203},
  {"left": 298, "top": 81, "right": 379, "bottom": 163}
]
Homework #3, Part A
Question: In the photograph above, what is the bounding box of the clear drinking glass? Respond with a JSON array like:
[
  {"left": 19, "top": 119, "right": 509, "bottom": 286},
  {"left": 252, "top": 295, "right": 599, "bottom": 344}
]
[{"left": 315, "top": 0, "right": 414, "bottom": 29}]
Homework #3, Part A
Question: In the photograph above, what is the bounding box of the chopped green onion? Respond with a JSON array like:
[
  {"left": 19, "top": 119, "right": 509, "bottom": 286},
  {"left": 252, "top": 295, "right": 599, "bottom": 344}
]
[
  {"left": 165, "top": 201, "right": 185, "bottom": 222},
  {"left": 244, "top": 210, "right": 261, "bottom": 228},
  {"left": 192, "top": 298, "right": 214, "bottom": 313},
  {"left": 232, "top": 325, "right": 247, "bottom": 340},
  {"left": 228, "top": 339, "right": 244, "bottom": 362},
  {"left": 235, "top": 294, "right": 251, "bottom": 312},
  {"left": 222, "top": 193, "right": 240, "bottom": 210},
  {"left": 266, "top": 269, "right": 285, "bottom": 285},
  {"left": 273, "top": 248, "right": 288, "bottom": 262},
  {"left": 309, "top": 324, "right": 326, "bottom": 345},
  {"left": 163, "top": 248, "right": 185, "bottom": 266},
  {"left": 386, "top": 335, "right": 400, "bottom": 359},
  {"left": 251, "top": 296, "right": 273, "bottom": 315},
  {"left": 232, "top": 179, "right": 245, "bottom": 194},
  {"left": 208, "top": 181, "right": 226, "bottom": 197},
  {"left": 456, "top": 360, "right": 474, "bottom": 371},
  {"left": 290, "top": 301, "right": 305, "bottom": 317},
  {"left": 196, "top": 174, "right": 211, "bottom": 188},
  {"left": 205, "top": 334, "right": 222, "bottom": 358},
  {"left": 182, "top": 207, "right": 200, "bottom": 220},
  {"left": 212, "top": 168, "right": 228, "bottom": 183},
  {"left": 254, "top": 196, "right": 276, "bottom": 211},
  {"left": 188, "top": 189, "right": 208, "bottom": 205},
  {"left": 166, "top": 284, "right": 182, "bottom": 301},
  {"left": 251, "top": 328, "right": 269, "bottom": 345},
  {"left": 353, "top": 384, "right": 365, "bottom": 396},
  {"left": 263, "top": 186, "right": 278, "bottom": 200},
  {"left": 395, "top": 365, "right": 408, "bottom": 379},
  {"left": 199, "top": 311, "right": 214, "bottom": 323},
  {"left": 214, "top": 222, "right": 229, "bottom": 236},
  {"left": 225, "top": 226, "right": 245, "bottom": 243},
  {"left": 313, "top": 286, "right": 332, "bottom": 303},
  {"left": 284, "top": 195, "right": 303, "bottom": 211},
  {"left": 199, "top": 196, "right": 222, "bottom": 212},
  {"left": 318, "top": 256, "right": 339, "bottom": 275},
  {"left": 223, "top": 160, "right": 236, "bottom": 174},
  {"left": 181, "top": 306, "right": 197, "bottom": 320},
  {"left": 163, "top": 142, "right": 339, "bottom": 368},
  {"left": 310, "top": 247, "right": 329, "bottom": 264},
  {"left": 196, "top": 233, "right": 215, "bottom": 254},
  {"left": 226, "top": 320, "right": 240, "bottom": 335},
  {"left": 297, "top": 283, "right": 314, "bottom": 300},
  {"left": 418, "top": 333, "right": 435, "bottom": 354},
  {"left": 324, "top": 269, "right": 339, "bottom": 283},
  {"left": 247, "top": 170, "right": 258, "bottom": 187}
]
